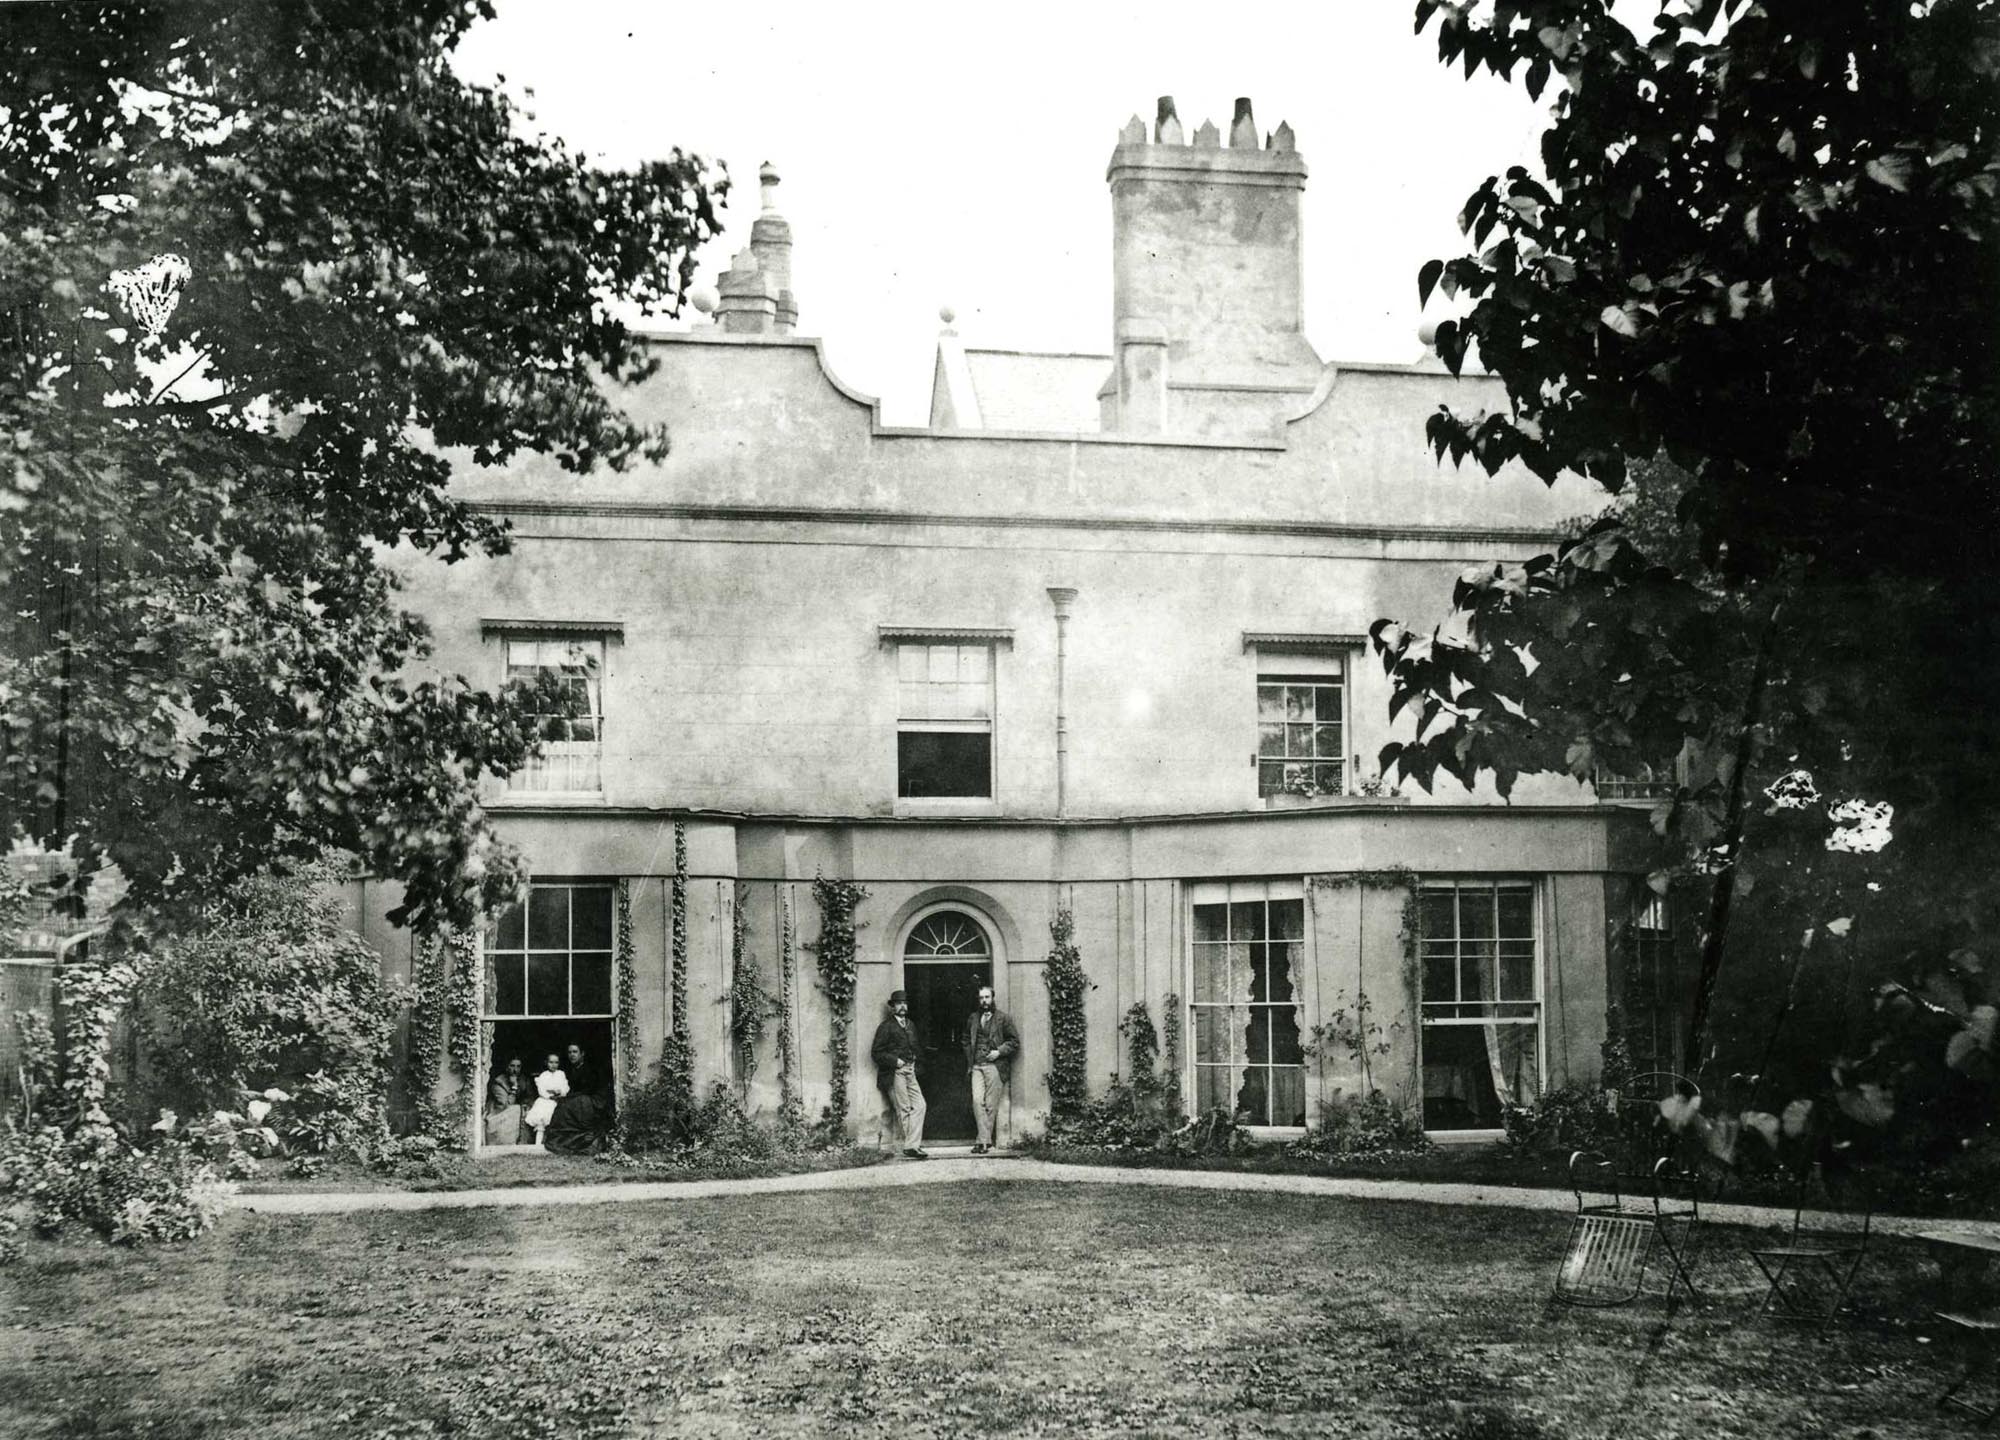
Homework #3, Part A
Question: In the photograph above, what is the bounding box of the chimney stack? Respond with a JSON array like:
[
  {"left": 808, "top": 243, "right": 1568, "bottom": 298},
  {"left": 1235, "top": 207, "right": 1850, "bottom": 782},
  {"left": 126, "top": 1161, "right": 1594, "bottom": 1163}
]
[
  {"left": 1101, "top": 96, "right": 1321, "bottom": 437},
  {"left": 750, "top": 161, "right": 798, "bottom": 334}
]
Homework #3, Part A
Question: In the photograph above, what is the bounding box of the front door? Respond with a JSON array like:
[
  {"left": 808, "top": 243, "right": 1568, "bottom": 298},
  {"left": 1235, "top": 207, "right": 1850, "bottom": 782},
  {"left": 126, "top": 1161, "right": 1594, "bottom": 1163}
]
[{"left": 904, "top": 961, "right": 987, "bottom": 1142}]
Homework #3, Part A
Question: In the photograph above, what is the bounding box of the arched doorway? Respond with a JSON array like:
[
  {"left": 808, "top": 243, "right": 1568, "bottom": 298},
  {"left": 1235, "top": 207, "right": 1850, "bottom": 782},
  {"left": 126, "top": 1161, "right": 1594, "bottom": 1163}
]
[{"left": 900, "top": 908, "right": 993, "bottom": 1142}]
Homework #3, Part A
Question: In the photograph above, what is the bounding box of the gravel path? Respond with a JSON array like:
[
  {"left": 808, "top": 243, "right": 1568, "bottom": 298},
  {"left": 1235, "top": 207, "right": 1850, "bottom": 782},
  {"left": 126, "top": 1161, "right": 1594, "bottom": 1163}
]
[{"left": 231, "top": 1155, "right": 1997, "bottom": 1241}]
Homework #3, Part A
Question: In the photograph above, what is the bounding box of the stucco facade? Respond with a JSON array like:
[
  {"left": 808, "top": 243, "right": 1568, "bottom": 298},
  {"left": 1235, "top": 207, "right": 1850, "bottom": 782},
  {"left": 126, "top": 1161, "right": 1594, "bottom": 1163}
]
[{"left": 368, "top": 98, "right": 1653, "bottom": 1148}]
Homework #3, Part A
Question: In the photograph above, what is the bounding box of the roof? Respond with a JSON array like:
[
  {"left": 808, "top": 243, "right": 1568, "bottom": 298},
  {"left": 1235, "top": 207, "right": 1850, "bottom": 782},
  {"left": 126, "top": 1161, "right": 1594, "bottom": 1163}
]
[{"left": 928, "top": 337, "right": 1109, "bottom": 433}]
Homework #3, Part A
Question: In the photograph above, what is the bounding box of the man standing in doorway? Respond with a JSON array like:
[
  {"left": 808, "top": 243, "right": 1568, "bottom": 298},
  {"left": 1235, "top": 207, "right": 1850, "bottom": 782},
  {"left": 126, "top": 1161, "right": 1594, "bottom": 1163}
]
[
  {"left": 964, "top": 983, "right": 1020, "bottom": 1155},
  {"left": 870, "top": 989, "right": 928, "bottom": 1159}
]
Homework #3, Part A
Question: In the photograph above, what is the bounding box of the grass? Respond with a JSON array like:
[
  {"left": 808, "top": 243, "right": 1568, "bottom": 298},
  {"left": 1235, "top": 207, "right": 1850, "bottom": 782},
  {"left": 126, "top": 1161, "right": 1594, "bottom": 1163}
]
[{"left": 0, "top": 1181, "right": 1982, "bottom": 1439}]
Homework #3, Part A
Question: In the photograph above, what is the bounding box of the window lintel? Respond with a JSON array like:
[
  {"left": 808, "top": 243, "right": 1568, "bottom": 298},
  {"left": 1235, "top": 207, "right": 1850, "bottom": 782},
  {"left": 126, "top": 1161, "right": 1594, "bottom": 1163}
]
[
  {"left": 1242, "top": 631, "right": 1365, "bottom": 654},
  {"left": 482, "top": 618, "right": 625, "bottom": 643},
  {"left": 879, "top": 625, "right": 1014, "bottom": 648}
]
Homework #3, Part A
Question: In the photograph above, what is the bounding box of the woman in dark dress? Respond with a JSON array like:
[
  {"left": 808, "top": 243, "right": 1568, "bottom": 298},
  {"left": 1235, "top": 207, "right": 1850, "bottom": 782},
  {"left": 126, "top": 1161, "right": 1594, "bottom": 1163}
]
[{"left": 542, "top": 1045, "right": 613, "bottom": 1155}]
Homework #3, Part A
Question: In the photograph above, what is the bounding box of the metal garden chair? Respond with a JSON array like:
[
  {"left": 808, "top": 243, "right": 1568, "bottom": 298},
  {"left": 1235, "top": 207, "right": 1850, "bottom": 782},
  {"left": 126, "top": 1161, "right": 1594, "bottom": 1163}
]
[
  {"left": 1748, "top": 1166, "right": 1873, "bottom": 1326},
  {"left": 1552, "top": 1150, "right": 1707, "bottom": 1308}
]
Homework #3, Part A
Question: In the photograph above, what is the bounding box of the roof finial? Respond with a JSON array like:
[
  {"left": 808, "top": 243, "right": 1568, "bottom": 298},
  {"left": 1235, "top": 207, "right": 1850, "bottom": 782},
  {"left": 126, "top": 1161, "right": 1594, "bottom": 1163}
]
[{"left": 1155, "top": 96, "right": 1183, "bottom": 146}]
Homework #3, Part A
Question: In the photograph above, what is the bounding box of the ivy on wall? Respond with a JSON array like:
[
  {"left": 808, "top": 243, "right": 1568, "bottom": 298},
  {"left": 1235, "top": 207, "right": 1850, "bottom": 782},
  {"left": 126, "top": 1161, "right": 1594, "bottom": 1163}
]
[
  {"left": 726, "top": 882, "right": 773, "bottom": 1096},
  {"left": 807, "top": 872, "right": 868, "bottom": 1132},
  {"left": 406, "top": 932, "right": 448, "bottom": 1138},
  {"left": 1043, "top": 909, "right": 1089, "bottom": 1121},
  {"left": 615, "top": 879, "right": 638, "bottom": 1097},
  {"left": 661, "top": 822, "right": 694, "bottom": 1113},
  {"left": 407, "top": 928, "right": 479, "bottom": 1147},
  {"left": 57, "top": 958, "right": 143, "bottom": 1141},
  {"left": 1160, "top": 992, "right": 1184, "bottom": 1117},
  {"left": 776, "top": 887, "right": 804, "bottom": 1131}
]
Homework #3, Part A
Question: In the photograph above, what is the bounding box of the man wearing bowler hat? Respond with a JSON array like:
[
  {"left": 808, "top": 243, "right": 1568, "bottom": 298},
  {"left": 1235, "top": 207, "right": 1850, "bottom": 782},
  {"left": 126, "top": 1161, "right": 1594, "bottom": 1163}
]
[{"left": 869, "top": 988, "right": 928, "bottom": 1158}]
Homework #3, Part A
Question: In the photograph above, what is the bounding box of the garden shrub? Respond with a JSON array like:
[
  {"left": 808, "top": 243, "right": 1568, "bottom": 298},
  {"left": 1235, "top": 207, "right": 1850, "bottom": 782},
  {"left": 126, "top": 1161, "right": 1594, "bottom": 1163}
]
[
  {"left": 1288, "top": 1090, "right": 1432, "bottom": 1162},
  {"left": 132, "top": 857, "right": 399, "bottom": 1160},
  {"left": 618, "top": 1079, "right": 819, "bottom": 1164},
  {"left": 1500, "top": 1082, "right": 1626, "bottom": 1156}
]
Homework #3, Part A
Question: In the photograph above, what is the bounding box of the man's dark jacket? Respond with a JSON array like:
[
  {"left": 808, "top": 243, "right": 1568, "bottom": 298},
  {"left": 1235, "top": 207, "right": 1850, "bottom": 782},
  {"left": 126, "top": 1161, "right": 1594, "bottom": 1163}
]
[
  {"left": 870, "top": 1014, "right": 922, "bottom": 1095},
  {"left": 963, "top": 1007, "right": 1021, "bottom": 1079}
]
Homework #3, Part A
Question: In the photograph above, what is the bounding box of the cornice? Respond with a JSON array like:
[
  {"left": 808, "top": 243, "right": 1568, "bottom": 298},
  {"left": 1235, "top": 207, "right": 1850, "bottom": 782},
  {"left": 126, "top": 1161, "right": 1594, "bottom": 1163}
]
[{"left": 468, "top": 498, "right": 1561, "bottom": 548}]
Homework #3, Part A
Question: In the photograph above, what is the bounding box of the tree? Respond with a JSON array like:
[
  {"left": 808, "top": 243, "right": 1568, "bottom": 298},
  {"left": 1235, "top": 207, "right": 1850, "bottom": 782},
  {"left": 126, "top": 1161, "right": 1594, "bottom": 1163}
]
[
  {"left": 1374, "top": 2, "right": 1999, "bottom": 1131},
  {"left": 0, "top": 3, "right": 727, "bottom": 931}
]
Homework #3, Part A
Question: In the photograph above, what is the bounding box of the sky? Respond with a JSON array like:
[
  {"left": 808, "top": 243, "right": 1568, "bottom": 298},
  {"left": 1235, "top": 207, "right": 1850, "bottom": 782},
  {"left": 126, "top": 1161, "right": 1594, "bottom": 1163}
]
[{"left": 452, "top": 1, "right": 1554, "bottom": 425}]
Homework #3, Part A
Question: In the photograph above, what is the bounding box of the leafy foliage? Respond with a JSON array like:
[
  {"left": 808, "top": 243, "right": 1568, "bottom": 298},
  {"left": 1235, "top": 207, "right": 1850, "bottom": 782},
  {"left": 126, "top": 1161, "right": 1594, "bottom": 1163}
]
[
  {"left": 0, "top": 3, "right": 726, "bottom": 931},
  {"left": 1043, "top": 909, "right": 1090, "bottom": 1121},
  {"left": 726, "top": 886, "right": 773, "bottom": 1093},
  {"left": 1047, "top": 1002, "right": 1187, "bottom": 1150},
  {"left": 661, "top": 824, "right": 693, "bottom": 1117},
  {"left": 1387, "top": 2, "right": 2000, "bottom": 1145},
  {"left": 806, "top": 873, "right": 867, "bottom": 1133},
  {"left": 131, "top": 857, "right": 398, "bottom": 1159},
  {"left": 1286, "top": 1091, "right": 1433, "bottom": 1162}
]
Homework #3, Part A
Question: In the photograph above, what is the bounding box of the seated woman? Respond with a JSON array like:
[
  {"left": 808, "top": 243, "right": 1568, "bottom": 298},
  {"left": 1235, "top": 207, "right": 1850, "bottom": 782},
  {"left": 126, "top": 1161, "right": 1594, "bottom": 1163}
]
[
  {"left": 543, "top": 1048, "right": 613, "bottom": 1156},
  {"left": 523, "top": 1053, "right": 568, "bottom": 1145},
  {"left": 484, "top": 1055, "right": 529, "bottom": 1146}
]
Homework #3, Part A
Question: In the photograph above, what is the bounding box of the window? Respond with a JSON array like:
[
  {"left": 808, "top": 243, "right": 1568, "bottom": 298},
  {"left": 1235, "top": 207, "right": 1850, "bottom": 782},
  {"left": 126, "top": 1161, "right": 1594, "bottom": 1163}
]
[
  {"left": 484, "top": 884, "right": 615, "bottom": 1018},
  {"left": 1189, "top": 883, "right": 1306, "bottom": 1127},
  {"left": 1626, "top": 893, "right": 1682, "bottom": 1085},
  {"left": 1419, "top": 880, "right": 1540, "bottom": 1130},
  {"left": 897, "top": 642, "right": 993, "bottom": 798},
  {"left": 504, "top": 637, "right": 604, "bottom": 793},
  {"left": 1257, "top": 669, "right": 1344, "bottom": 797}
]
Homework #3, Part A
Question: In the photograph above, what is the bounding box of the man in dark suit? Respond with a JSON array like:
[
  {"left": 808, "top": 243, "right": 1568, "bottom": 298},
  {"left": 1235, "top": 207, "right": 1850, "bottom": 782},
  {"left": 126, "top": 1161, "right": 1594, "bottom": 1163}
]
[
  {"left": 964, "top": 983, "right": 1021, "bottom": 1154},
  {"left": 869, "top": 989, "right": 928, "bottom": 1158}
]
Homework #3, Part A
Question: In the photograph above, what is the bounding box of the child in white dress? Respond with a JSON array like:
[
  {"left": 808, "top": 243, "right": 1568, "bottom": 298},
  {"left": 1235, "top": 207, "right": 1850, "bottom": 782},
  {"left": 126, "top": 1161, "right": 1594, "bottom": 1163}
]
[{"left": 524, "top": 1053, "right": 568, "bottom": 1137}]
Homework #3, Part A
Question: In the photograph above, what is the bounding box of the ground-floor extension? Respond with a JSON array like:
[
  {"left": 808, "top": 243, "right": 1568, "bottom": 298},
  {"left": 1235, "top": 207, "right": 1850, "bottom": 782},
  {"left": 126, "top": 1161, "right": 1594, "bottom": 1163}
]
[{"left": 350, "top": 802, "right": 1677, "bottom": 1151}]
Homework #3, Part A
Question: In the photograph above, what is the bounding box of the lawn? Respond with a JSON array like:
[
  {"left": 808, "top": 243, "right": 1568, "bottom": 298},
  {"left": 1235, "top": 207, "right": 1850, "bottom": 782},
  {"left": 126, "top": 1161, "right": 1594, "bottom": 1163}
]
[{"left": 0, "top": 1181, "right": 1979, "bottom": 1439}]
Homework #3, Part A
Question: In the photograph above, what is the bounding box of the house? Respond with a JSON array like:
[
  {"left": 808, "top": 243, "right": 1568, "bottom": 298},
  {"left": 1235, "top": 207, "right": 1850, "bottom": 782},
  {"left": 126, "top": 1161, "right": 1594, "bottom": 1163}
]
[{"left": 362, "top": 97, "right": 1669, "bottom": 1149}]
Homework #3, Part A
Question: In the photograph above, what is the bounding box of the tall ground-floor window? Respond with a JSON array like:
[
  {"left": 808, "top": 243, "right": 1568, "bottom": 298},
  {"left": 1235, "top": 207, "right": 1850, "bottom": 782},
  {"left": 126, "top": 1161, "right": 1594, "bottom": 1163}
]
[
  {"left": 481, "top": 882, "right": 617, "bottom": 1145},
  {"left": 1419, "top": 879, "right": 1541, "bottom": 1131},
  {"left": 1626, "top": 892, "right": 1683, "bottom": 1088},
  {"left": 1188, "top": 880, "right": 1306, "bottom": 1127}
]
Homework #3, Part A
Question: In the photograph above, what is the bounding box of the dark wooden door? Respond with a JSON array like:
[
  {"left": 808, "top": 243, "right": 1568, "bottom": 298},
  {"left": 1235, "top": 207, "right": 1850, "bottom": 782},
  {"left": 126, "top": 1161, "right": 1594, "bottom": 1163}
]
[{"left": 905, "top": 962, "right": 988, "bottom": 1141}]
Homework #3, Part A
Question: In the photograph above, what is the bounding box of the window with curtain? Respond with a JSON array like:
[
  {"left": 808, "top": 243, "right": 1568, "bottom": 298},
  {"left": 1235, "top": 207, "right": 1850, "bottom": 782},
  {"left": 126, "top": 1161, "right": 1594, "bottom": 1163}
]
[
  {"left": 1418, "top": 880, "right": 1540, "bottom": 1130},
  {"left": 504, "top": 637, "right": 604, "bottom": 793},
  {"left": 1256, "top": 669, "right": 1345, "bottom": 797},
  {"left": 1626, "top": 892, "right": 1682, "bottom": 1088},
  {"left": 1189, "top": 884, "right": 1307, "bottom": 1127},
  {"left": 896, "top": 642, "right": 994, "bottom": 798}
]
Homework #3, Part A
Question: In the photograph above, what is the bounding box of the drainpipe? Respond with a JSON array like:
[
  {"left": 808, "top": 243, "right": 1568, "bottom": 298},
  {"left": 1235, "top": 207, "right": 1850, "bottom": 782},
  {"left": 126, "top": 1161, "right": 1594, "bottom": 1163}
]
[{"left": 1046, "top": 587, "right": 1078, "bottom": 818}]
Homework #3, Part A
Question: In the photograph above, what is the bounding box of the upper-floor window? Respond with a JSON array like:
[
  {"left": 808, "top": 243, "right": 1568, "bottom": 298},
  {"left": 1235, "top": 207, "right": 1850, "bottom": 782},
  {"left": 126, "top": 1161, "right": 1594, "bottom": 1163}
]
[
  {"left": 897, "top": 642, "right": 993, "bottom": 798},
  {"left": 505, "top": 636, "right": 604, "bottom": 794},
  {"left": 1257, "top": 668, "right": 1344, "bottom": 798}
]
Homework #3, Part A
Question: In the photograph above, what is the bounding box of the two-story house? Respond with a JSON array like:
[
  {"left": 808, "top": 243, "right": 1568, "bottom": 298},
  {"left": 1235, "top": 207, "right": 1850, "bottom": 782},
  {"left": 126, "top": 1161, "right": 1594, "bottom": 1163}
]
[{"left": 357, "top": 98, "right": 1662, "bottom": 1149}]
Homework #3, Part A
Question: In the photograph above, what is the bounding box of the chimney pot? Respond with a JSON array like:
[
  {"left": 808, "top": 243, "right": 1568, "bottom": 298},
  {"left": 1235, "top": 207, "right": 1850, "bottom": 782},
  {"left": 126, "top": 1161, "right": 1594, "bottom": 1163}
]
[{"left": 1229, "top": 97, "right": 1257, "bottom": 148}]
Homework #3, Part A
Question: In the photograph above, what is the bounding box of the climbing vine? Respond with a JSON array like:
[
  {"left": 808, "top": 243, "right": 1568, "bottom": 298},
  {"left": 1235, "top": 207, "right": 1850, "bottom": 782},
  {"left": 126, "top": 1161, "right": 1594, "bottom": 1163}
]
[
  {"left": 1043, "top": 909, "right": 1089, "bottom": 1121},
  {"left": 661, "top": 822, "right": 694, "bottom": 1114},
  {"left": 407, "top": 928, "right": 479, "bottom": 1146},
  {"left": 615, "top": 879, "right": 638, "bottom": 1097},
  {"left": 726, "top": 883, "right": 773, "bottom": 1095},
  {"left": 1120, "top": 1001, "right": 1160, "bottom": 1085},
  {"left": 444, "top": 929, "right": 480, "bottom": 1142},
  {"left": 407, "top": 932, "right": 448, "bottom": 1138},
  {"left": 807, "top": 872, "right": 868, "bottom": 1132},
  {"left": 1160, "top": 993, "right": 1184, "bottom": 1117},
  {"left": 57, "top": 958, "right": 143, "bottom": 1141},
  {"left": 776, "top": 888, "right": 804, "bottom": 1131}
]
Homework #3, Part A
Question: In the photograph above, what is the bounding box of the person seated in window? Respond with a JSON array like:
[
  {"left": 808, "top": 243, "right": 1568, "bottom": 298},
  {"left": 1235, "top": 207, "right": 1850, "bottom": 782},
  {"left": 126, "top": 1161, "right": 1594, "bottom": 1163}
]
[
  {"left": 485, "top": 1055, "right": 531, "bottom": 1145},
  {"left": 544, "top": 1042, "right": 614, "bottom": 1155},
  {"left": 524, "top": 1052, "right": 568, "bottom": 1140}
]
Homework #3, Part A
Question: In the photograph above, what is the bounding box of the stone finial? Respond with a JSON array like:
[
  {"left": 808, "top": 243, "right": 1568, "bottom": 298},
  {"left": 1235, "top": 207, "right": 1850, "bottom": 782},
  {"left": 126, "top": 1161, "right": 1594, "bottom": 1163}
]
[
  {"left": 758, "top": 160, "right": 781, "bottom": 211},
  {"left": 715, "top": 246, "right": 778, "bottom": 333},
  {"left": 1270, "top": 120, "right": 1296, "bottom": 153},
  {"left": 1119, "top": 114, "right": 1146, "bottom": 145},
  {"left": 939, "top": 303, "right": 957, "bottom": 334},
  {"left": 1193, "top": 118, "right": 1220, "bottom": 149},
  {"left": 1155, "top": 96, "right": 1183, "bottom": 145},
  {"left": 1229, "top": 97, "right": 1257, "bottom": 149}
]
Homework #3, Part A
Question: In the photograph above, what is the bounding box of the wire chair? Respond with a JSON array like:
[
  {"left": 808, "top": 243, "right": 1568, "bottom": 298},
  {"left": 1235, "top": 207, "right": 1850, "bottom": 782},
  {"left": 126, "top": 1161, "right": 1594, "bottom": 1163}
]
[{"left": 1749, "top": 1164, "right": 1873, "bottom": 1327}]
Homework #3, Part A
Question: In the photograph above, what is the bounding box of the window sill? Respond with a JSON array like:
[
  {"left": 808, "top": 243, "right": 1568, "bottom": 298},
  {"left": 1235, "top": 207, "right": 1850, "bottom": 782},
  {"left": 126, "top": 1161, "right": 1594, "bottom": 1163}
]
[
  {"left": 489, "top": 792, "right": 607, "bottom": 808},
  {"left": 1261, "top": 793, "right": 1404, "bottom": 810},
  {"left": 1241, "top": 1124, "right": 1307, "bottom": 1141},
  {"left": 1424, "top": 1127, "right": 1506, "bottom": 1146},
  {"left": 893, "top": 797, "right": 1002, "bottom": 818}
]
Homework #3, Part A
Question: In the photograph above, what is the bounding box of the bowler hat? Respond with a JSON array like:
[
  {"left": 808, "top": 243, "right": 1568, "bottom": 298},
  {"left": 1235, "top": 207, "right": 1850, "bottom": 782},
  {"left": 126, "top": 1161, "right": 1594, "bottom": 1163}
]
[{"left": 888, "top": 989, "right": 908, "bottom": 1005}]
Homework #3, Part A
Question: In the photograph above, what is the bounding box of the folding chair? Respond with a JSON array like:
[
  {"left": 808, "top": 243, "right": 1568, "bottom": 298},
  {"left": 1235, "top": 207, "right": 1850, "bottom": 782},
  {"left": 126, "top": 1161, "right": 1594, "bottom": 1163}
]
[
  {"left": 1645, "top": 1156, "right": 1705, "bottom": 1305},
  {"left": 1553, "top": 1151, "right": 1656, "bottom": 1307},
  {"left": 1748, "top": 1170, "right": 1872, "bottom": 1326},
  {"left": 1936, "top": 1312, "right": 2000, "bottom": 1425}
]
